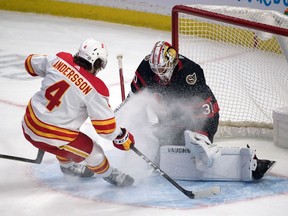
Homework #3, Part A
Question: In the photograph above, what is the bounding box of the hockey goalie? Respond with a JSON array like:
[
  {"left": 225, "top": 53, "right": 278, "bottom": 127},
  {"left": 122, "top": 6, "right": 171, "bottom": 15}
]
[{"left": 117, "top": 41, "right": 275, "bottom": 182}]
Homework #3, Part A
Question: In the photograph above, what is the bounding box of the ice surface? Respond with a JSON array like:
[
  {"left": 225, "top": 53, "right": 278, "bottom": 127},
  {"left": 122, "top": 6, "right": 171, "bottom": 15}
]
[{"left": 0, "top": 10, "right": 288, "bottom": 216}]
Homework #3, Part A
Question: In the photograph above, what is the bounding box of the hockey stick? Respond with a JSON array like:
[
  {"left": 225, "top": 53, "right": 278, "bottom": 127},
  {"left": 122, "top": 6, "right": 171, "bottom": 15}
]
[
  {"left": 0, "top": 149, "right": 45, "bottom": 164},
  {"left": 117, "top": 54, "right": 125, "bottom": 102},
  {"left": 131, "top": 145, "right": 220, "bottom": 199}
]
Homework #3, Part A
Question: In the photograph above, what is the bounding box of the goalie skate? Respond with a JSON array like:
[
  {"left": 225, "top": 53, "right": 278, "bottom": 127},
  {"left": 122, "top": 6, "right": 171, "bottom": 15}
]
[
  {"left": 103, "top": 168, "right": 134, "bottom": 187},
  {"left": 252, "top": 159, "right": 276, "bottom": 180},
  {"left": 60, "top": 162, "right": 94, "bottom": 178}
]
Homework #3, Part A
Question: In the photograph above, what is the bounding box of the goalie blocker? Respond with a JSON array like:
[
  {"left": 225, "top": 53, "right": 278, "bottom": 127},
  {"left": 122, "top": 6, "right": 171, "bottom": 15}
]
[{"left": 160, "top": 131, "right": 274, "bottom": 181}]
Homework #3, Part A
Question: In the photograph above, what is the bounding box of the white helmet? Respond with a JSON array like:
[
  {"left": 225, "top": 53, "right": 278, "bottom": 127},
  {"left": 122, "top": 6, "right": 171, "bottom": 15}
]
[
  {"left": 77, "top": 38, "right": 108, "bottom": 73},
  {"left": 149, "top": 41, "right": 178, "bottom": 83}
]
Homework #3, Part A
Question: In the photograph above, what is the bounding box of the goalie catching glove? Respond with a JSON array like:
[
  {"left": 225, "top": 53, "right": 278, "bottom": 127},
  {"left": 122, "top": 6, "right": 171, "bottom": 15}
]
[{"left": 113, "top": 128, "right": 134, "bottom": 151}]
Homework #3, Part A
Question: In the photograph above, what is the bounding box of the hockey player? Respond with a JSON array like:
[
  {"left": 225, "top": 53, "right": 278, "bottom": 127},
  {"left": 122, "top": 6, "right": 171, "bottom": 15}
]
[
  {"left": 127, "top": 41, "right": 275, "bottom": 181},
  {"left": 22, "top": 38, "right": 135, "bottom": 187}
]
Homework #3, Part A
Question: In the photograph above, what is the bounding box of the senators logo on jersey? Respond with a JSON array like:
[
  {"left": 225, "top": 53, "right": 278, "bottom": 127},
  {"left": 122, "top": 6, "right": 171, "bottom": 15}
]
[{"left": 186, "top": 73, "right": 197, "bottom": 85}]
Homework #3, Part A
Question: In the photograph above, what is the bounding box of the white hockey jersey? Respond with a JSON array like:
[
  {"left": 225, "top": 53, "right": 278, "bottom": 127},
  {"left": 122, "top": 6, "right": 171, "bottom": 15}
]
[{"left": 22, "top": 52, "right": 121, "bottom": 147}]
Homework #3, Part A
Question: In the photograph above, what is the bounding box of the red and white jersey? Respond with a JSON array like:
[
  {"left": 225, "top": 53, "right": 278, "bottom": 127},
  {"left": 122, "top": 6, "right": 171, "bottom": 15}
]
[{"left": 22, "top": 52, "right": 121, "bottom": 147}]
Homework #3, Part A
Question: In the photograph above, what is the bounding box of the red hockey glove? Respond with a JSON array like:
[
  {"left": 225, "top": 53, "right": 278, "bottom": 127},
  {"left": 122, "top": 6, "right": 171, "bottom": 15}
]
[{"left": 113, "top": 128, "right": 134, "bottom": 151}]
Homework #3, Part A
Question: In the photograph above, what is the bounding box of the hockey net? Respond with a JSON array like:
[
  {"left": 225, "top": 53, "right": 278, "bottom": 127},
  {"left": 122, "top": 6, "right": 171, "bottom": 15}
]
[{"left": 172, "top": 5, "right": 288, "bottom": 138}]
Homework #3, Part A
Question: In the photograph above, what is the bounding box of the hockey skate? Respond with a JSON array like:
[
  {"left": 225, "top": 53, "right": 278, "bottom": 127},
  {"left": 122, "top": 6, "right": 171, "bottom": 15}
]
[
  {"left": 60, "top": 162, "right": 94, "bottom": 178},
  {"left": 246, "top": 145, "right": 276, "bottom": 180},
  {"left": 103, "top": 168, "right": 134, "bottom": 187},
  {"left": 252, "top": 159, "right": 276, "bottom": 180},
  {"left": 184, "top": 130, "right": 221, "bottom": 171}
]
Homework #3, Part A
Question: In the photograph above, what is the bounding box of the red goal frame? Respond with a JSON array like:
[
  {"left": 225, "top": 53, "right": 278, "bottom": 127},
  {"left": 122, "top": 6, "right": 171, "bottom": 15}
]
[{"left": 171, "top": 5, "right": 288, "bottom": 51}]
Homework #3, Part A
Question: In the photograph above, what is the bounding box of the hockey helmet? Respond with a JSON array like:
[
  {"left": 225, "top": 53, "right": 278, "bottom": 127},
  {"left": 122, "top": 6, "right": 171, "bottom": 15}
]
[
  {"left": 149, "top": 41, "right": 178, "bottom": 83},
  {"left": 76, "top": 38, "right": 108, "bottom": 74}
]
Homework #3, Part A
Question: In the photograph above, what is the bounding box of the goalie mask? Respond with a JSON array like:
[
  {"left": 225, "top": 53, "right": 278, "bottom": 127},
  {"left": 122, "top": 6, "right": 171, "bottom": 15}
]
[
  {"left": 76, "top": 38, "right": 108, "bottom": 75},
  {"left": 149, "top": 41, "right": 178, "bottom": 83}
]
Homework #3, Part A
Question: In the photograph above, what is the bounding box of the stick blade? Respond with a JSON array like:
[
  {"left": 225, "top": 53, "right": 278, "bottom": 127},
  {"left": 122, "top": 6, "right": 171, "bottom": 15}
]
[{"left": 193, "top": 186, "right": 221, "bottom": 199}]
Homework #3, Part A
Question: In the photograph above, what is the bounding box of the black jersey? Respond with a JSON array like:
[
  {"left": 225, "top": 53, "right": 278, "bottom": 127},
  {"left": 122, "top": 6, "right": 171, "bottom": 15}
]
[{"left": 130, "top": 54, "right": 219, "bottom": 142}]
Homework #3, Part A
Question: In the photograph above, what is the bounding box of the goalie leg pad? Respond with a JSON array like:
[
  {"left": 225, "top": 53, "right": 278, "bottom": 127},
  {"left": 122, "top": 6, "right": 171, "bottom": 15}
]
[
  {"left": 160, "top": 145, "right": 257, "bottom": 181},
  {"left": 240, "top": 148, "right": 257, "bottom": 181}
]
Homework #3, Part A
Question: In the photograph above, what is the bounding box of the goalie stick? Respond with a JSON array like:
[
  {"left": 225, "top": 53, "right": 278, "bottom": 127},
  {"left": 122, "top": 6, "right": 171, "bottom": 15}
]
[
  {"left": 0, "top": 149, "right": 45, "bottom": 164},
  {"left": 117, "top": 54, "right": 125, "bottom": 102},
  {"left": 131, "top": 146, "right": 221, "bottom": 199}
]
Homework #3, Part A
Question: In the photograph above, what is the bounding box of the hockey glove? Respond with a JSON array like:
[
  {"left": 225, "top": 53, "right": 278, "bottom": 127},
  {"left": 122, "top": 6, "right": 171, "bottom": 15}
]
[{"left": 113, "top": 128, "right": 134, "bottom": 151}]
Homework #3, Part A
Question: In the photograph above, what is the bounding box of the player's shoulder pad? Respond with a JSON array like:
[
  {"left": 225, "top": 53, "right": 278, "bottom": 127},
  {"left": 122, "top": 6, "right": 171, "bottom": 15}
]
[
  {"left": 136, "top": 57, "right": 153, "bottom": 77},
  {"left": 56, "top": 52, "right": 109, "bottom": 97},
  {"left": 179, "top": 55, "right": 202, "bottom": 71},
  {"left": 80, "top": 72, "right": 109, "bottom": 97},
  {"left": 56, "top": 52, "right": 71, "bottom": 59},
  {"left": 90, "top": 76, "right": 109, "bottom": 97}
]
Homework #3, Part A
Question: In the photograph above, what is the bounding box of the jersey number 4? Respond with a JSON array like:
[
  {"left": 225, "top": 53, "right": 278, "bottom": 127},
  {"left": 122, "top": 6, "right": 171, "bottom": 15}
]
[{"left": 45, "top": 80, "right": 70, "bottom": 111}]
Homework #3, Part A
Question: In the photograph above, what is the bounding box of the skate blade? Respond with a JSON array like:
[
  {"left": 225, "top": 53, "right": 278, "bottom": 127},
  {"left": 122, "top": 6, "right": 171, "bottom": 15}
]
[{"left": 267, "top": 160, "right": 276, "bottom": 173}]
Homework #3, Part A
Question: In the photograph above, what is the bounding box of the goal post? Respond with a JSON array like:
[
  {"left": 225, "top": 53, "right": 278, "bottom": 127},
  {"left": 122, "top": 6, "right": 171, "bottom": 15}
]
[{"left": 171, "top": 5, "right": 288, "bottom": 138}]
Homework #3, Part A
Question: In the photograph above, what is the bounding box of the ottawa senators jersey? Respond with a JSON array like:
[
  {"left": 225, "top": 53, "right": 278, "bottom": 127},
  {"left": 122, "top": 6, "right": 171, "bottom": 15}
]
[
  {"left": 130, "top": 54, "right": 219, "bottom": 142},
  {"left": 22, "top": 52, "right": 121, "bottom": 147}
]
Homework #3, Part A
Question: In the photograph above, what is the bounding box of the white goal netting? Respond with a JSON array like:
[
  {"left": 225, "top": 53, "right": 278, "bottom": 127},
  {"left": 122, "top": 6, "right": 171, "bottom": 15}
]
[{"left": 172, "top": 5, "right": 288, "bottom": 138}]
